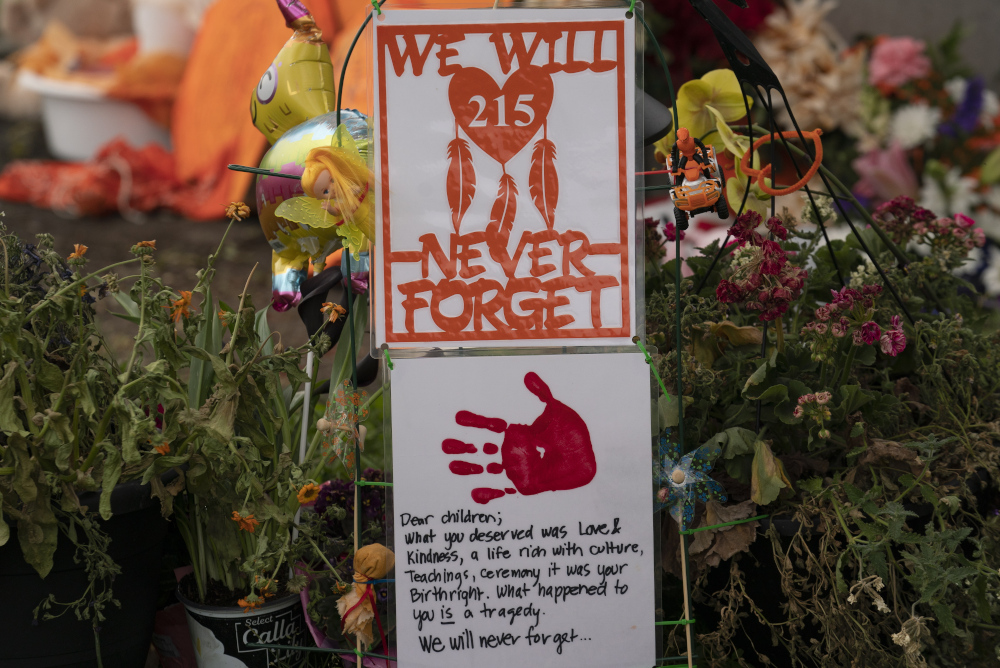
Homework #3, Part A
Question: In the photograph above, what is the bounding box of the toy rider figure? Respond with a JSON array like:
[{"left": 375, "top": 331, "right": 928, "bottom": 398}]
[{"left": 672, "top": 127, "right": 712, "bottom": 185}]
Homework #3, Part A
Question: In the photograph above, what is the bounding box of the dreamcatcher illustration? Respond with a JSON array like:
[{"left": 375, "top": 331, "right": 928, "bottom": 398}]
[{"left": 446, "top": 65, "right": 559, "bottom": 263}]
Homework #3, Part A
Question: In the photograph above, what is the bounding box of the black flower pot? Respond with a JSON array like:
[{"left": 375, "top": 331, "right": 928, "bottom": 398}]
[{"left": 0, "top": 477, "right": 170, "bottom": 667}]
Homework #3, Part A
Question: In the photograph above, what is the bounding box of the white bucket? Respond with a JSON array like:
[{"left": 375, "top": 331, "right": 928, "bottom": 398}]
[
  {"left": 17, "top": 70, "right": 172, "bottom": 162},
  {"left": 131, "top": 1, "right": 197, "bottom": 56}
]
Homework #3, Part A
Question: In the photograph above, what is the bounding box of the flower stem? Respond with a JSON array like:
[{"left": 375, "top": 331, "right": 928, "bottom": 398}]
[
  {"left": 122, "top": 259, "right": 148, "bottom": 385},
  {"left": 833, "top": 344, "right": 858, "bottom": 390}
]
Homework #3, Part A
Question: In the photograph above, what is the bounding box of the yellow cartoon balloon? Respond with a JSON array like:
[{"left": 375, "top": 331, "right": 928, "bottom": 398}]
[
  {"left": 250, "top": 0, "right": 375, "bottom": 311},
  {"left": 250, "top": 0, "right": 336, "bottom": 145}
]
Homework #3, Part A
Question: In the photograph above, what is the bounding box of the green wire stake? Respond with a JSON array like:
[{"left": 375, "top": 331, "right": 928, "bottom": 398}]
[
  {"left": 371, "top": 0, "right": 381, "bottom": 15},
  {"left": 656, "top": 619, "right": 696, "bottom": 626},
  {"left": 633, "top": 336, "right": 670, "bottom": 401},
  {"left": 681, "top": 514, "right": 768, "bottom": 535},
  {"left": 626, "top": 0, "right": 636, "bottom": 16},
  {"left": 382, "top": 347, "right": 394, "bottom": 370}
]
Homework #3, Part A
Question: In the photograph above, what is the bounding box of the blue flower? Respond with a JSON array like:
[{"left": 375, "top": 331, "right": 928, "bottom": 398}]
[{"left": 653, "top": 429, "right": 727, "bottom": 531}]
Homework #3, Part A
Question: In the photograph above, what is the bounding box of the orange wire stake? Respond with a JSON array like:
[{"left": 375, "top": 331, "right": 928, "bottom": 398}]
[{"left": 738, "top": 129, "right": 824, "bottom": 197}]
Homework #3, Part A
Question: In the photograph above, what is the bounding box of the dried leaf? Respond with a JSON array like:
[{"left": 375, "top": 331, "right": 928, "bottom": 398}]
[
  {"left": 689, "top": 500, "right": 760, "bottom": 569},
  {"left": 751, "top": 439, "right": 792, "bottom": 505},
  {"left": 711, "top": 320, "right": 763, "bottom": 347}
]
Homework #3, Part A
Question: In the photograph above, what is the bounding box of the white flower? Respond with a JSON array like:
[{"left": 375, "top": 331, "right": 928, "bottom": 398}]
[
  {"left": 919, "top": 166, "right": 980, "bottom": 216},
  {"left": 982, "top": 90, "right": 1000, "bottom": 129},
  {"left": 944, "top": 77, "right": 967, "bottom": 104},
  {"left": 983, "top": 246, "right": 1000, "bottom": 296},
  {"left": 889, "top": 104, "right": 942, "bottom": 150},
  {"left": 849, "top": 257, "right": 878, "bottom": 288},
  {"left": 953, "top": 245, "right": 983, "bottom": 276}
]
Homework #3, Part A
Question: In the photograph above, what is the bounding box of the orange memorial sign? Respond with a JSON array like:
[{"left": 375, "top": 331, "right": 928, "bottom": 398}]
[{"left": 372, "top": 9, "right": 637, "bottom": 348}]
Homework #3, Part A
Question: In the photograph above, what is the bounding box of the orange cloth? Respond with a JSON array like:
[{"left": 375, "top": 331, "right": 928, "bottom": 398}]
[{"left": 168, "top": 0, "right": 343, "bottom": 219}]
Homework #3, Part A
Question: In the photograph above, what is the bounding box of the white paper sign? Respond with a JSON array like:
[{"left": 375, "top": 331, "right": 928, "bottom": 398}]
[
  {"left": 373, "top": 9, "right": 637, "bottom": 348},
  {"left": 390, "top": 353, "right": 655, "bottom": 668}
]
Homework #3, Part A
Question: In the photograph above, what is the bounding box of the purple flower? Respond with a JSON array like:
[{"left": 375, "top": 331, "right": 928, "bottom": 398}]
[{"left": 941, "top": 76, "right": 985, "bottom": 136}]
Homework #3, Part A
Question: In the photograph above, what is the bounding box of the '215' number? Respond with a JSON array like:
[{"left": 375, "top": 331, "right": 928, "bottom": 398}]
[{"left": 469, "top": 94, "right": 535, "bottom": 127}]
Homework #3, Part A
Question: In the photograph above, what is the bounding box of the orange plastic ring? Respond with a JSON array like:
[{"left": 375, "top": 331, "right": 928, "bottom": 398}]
[{"left": 738, "top": 129, "right": 824, "bottom": 197}]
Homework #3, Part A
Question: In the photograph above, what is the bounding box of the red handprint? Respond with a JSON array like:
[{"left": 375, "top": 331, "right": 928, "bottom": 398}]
[{"left": 442, "top": 372, "right": 597, "bottom": 504}]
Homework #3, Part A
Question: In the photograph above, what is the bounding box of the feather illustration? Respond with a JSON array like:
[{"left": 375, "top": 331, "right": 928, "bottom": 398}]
[
  {"left": 528, "top": 138, "right": 558, "bottom": 229},
  {"left": 486, "top": 173, "right": 518, "bottom": 264},
  {"left": 446, "top": 137, "right": 476, "bottom": 233}
]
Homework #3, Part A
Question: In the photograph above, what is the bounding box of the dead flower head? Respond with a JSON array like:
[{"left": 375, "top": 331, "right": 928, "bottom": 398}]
[
  {"left": 846, "top": 575, "right": 890, "bottom": 613},
  {"left": 68, "top": 244, "right": 88, "bottom": 262},
  {"left": 321, "top": 302, "right": 348, "bottom": 323},
  {"left": 167, "top": 291, "right": 193, "bottom": 322},
  {"left": 237, "top": 593, "right": 263, "bottom": 613},
  {"left": 231, "top": 511, "right": 260, "bottom": 533},
  {"left": 131, "top": 240, "right": 157, "bottom": 256},
  {"left": 226, "top": 202, "right": 252, "bottom": 221}
]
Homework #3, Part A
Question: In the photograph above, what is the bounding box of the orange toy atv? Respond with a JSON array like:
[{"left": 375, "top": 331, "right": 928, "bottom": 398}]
[{"left": 664, "top": 127, "right": 729, "bottom": 229}]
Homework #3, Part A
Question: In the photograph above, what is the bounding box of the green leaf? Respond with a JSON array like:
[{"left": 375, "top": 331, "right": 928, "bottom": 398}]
[
  {"left": 750, "top": 439, "right": 791, "bottom": 505},
  {"left": 0, "top": 491, "right": 8, "bottom": 546},
  {"left": 0, "top": 361, "right": 24, "bottom": 432},
  {"left": 35, "top": 359, "right": 63, "bottom": 393},
  {"left": 99, "top": 445, "right": 122, "bottom": 521},
  {"left": 972, "top": 575, "right": 993, "bottom": 623},
  {"left": 756, "top": 383, "right": 788, "bottom": 405},
  {"left": 855, "top": 344, "right": 876, "bottom": 366},
  {"left": 114, "top": 291, "right": 140, "bottom": 318},
  {"left": 931, "top": 601, "right": 957, "bottom": 635},
  {"left": 658, "top": 393, "right": 694, "bottom": 428},
  {"left": 17, "top": 493, "right": 57, "bottom": 578},
  {"left": 8, "top": 432, "right": 38, "bottom": 503},
  {"left": 742, "top": 348, "right": 777, "bottom": 399},
  {"left": 982, "top": 146, "right": 1000, "bottom": 184}
]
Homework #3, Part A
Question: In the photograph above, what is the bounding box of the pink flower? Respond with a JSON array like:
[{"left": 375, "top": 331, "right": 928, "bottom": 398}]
[
  {"left": 793, "top": 405, "right": 804, "bottom": 419},
  {"left": 972, "top": 228, "right": 986, "bottom": 247},
  {"left": 798, "top": 394, "right": 815, "bottom": 405},
  {"left": 890, "top": 315, "right": 902, "bottom": 330},
  {"left": 815, "top": 391, "right": 832, "bottom": 405},
  {"left": 716, "top": 279, "right": 743, "bottom": 304},
  {"left": 852, "top": 330, "right": 866, "bottom": 346},
  {"left": 880, "top": 328, "right": 906, "bottom": 356},
  {"left": 954, "top": 213, "right": 975, "bottom": 228},
  {"left": 860, "top": 321, "right": 882, "bottom": 345},
  {"left": 832, "top": 321, "right": 847, "bottom": 338},
  {"left": 761, "top": 257, "right": 784, "bottom": 275},
  {"left": 852, "top": 144, "right": 919, "bottom": 203},
  {"left": 663, "top": 221, "right": 686, "bottom": 242},
  {"left": 868, "top": 37, "right": 931, "bottom": 88},
  {"left": 815, "top": 305, "right": 831, "bottom": 321},
  {"left": 815, "top": 322, "right": 828, "bottom": 335},
  {"left": 765, "top": 217, "right": 788, "bottom": 240}
]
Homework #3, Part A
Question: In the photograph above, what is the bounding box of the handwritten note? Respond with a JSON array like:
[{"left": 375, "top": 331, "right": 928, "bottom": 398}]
[
  {"left": 373, "top": 9, "right": 637, "bottom": 348},
  {"left": 390, "top": 353, "right": 655, "bottom": 667}
]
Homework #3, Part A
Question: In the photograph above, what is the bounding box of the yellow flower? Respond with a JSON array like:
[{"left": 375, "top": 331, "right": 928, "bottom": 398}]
[
  {"left": 654, "top": 69, "right": 754, "bottom": 160},
  {"left": 155, "top": 442, "right": 170, "bottom": 455},
  {"left": 167, "top": 291, "right": 193, "bottom": 322},
  {"left": 297, "top": 482, "right": 321, "bottom": 506},
  {"left": 68, "top": 244, "right": 88, "bottom": 260},
  {"left": 726, "top": 153, "right": 772, "bottom": 217},
  {"left": 135, "top": 240, "right": 156, "bottom": 249}
]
